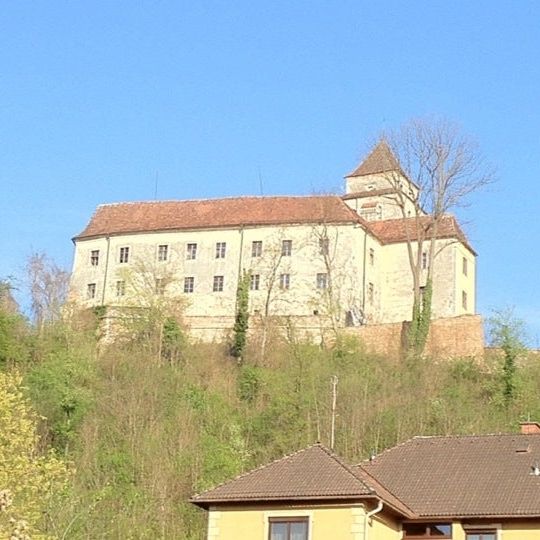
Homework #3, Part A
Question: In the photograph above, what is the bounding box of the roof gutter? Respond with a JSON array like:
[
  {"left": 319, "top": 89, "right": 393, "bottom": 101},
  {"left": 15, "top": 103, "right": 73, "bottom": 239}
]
[{"left": 364, "top": 500, "right": 384, "bottom": 540}]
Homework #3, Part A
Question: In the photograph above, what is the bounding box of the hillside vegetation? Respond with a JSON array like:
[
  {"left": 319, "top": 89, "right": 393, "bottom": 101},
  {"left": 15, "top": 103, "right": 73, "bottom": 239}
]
[{"left": 0, "top": 305, "right": 537, "bottom": 539}]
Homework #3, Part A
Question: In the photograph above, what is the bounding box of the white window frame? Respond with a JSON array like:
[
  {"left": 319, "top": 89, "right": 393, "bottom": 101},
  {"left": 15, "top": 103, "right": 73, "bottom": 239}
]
[
  {"left": 119, "top": 246, "right": 130, "bottom": 264},
  {"left": 213, "top": 275, "right": 224, "bottom": 292},
  {"left": 186, "top": 243, "right": 197, "bottom": 260},
  {"left": 215, "top": 242, "right": 226, "bottom": 259},
  {"left": 279, "top": 273, "right": 290, "bottom": 290},
  {"left": 90, "top": 249, "right": 100, "bottom": 266},
  {"left": 184, "top": 276, "right": 194, "bottom": 294},
  {"left": 250, "top": 274, "right": 260, "bottom": 291},
  {"left": 86, "top": 283, "right": 96, "bottom": 300},
  {"left": 281, "top": 240, "right": 292, "bottom": 257},
  {"left": 463, "top": 523, "right": 501, "bottom": 540},
  {"left": 157, "top": 244, "right": 169, "bottom": 262},
  {"left": 115, "top": 280, "right": 125, "bottom": 297},
  {"left": 316, "top": 273, "right": 328, "bottom": 290},
  {"left": 252, "top": 240, "right": 263, "bottom": 257}
]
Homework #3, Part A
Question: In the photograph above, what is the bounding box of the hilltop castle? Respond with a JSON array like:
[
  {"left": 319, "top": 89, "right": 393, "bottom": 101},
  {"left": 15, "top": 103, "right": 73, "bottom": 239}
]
[{"left": 69, "top": 143, "right": 479, "bottom": 351}]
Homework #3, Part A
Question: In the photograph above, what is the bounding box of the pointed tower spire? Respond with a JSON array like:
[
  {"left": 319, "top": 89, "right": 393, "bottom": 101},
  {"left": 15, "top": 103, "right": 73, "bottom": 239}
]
[{"left": 347, "top": 140, "right": 400, "bottom": 177}]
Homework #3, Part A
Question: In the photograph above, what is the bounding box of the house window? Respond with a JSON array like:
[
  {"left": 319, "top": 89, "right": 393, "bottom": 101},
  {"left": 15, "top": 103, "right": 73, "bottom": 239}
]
[
  {"left": 316, "top": 273, "right": 328, "bottom": 289},
  {"left": 213, "top": 275, "right": 224, "bottom": 292},
  {"left": 421, "top": 252, "right": 428, "bottom": 270},
  {"left": 215, "top": 242, "right": 226, "bottom": 259},
  {"left": 86, "top": 283, "right": 96, "bottom": 299},
  {"left": 186, "top": 243, "right": 197, "bottom": 260},
  {"left": 252, "top": 240, "right": 263, "bottom": 257},
  {"left": 319, "top": 237, "right": 329, "bottom": 256},
  {"left": 369, "top": 248, "right": 375, "bottom": 265},
  {"left": 250, "top": 274, "right": 260, "bottom": 291},
  {"left": 115, "top": 280, "right": 125, "bottom": 297},
  {"left": 158, "top": 244, "right": 168, "bottom": 262},
  {"left": 403, "top": 523, "right": 451, "bottom": 537},
  {"left": 119, "top": 246, "right": 129, "bottom": 264},
  {"left": 90, "top": 250, "right": 100, "bottom": 266},
  {"left": 462, "top": 290, "right": 468, "bottom": 310},
  {"left": 268, "top": 517, "right": 309, "bottom": 540},
  {"left": 282, "top": 240, "right": 292, "bottom": 256},
  {"left": 465, "top": 532, "right": 496, "bottom": 540},
  {"left": 463, "top": 256, "right": 468, "bottom": 276},
  {"left": 155, "top": 278, "right": 165, "bottom": 295},
  {"left": 279, "top": 273, "right": 290, "bottom": 290},
  {"left": 368, "top": 282, "right": 374, "bottom": 303},
  {"left": 184, "top": 276, "right": 194, "bottom": 294}
]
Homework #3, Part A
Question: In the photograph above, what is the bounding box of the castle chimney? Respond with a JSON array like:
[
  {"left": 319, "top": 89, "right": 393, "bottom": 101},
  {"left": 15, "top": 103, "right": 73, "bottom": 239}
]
[{"left": 520, "top": 422, "right": 540, "bottom": 434}]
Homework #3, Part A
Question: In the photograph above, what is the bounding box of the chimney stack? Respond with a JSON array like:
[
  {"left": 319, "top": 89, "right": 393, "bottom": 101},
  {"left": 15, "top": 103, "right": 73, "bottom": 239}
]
[{"left": 520, "top": 422, "right": 540, "bottom": 434}]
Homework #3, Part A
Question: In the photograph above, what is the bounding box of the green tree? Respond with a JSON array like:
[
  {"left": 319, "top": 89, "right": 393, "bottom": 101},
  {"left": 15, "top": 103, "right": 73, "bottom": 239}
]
[
  {"left": 0, "top": 371, "right": 71, "bottom": 538},
  {"left": 231, "top": 271, "right": 250, "bottom": 361},
  {"left": 488, "top": 308, "right": 527, "bottom": 407}
]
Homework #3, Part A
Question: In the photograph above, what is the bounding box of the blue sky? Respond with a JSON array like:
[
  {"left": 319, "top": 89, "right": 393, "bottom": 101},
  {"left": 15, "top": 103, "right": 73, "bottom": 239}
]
[{"left": 1, "top": 1, "right": 539, "bottom": 342}]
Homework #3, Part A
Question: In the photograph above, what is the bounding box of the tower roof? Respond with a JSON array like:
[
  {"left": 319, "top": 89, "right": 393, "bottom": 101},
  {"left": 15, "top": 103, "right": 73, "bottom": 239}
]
[{"left": 347, "top": 140, "right": 401, "bottom": 177}]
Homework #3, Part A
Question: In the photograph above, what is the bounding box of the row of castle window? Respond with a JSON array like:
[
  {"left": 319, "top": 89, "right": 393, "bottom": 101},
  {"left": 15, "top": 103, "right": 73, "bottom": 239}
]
[
  {"left": 89, "top": 239, "right": 296, "bottom": 267},
  {"left": 85, "top": 271, "right": 330, "bottom": 300}
]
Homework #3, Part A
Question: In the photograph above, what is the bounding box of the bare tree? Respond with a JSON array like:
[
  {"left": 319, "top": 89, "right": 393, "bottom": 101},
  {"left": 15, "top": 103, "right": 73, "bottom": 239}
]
[
  {"left": 26, "top": 252, "right": 70, "bottom": 333},
  {"left": 380, "top": 117, "right": 494, "bottom": 354}
]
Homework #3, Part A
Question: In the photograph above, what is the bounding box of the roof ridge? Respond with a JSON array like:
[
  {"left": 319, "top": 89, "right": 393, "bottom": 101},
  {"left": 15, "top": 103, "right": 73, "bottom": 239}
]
[
  {"left": 316, "top": 445, "right": 375, "bottom": 494},
  {"left": 97, "top": 195, "right": 344, "bottom": 208},
  {"left": 191, "top": 442, "right": 324, "bottom": 500}
]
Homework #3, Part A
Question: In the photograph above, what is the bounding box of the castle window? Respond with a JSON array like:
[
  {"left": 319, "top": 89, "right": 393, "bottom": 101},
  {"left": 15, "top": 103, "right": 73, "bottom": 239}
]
[
  {"left": 215, "top": 242, "right": 226, "bottom": 259},
  {"left": 369, "top": 248, "right": 375, "bottom": 265},
  {"left": 279, "top": 273, "right": 290, "bottom": 290},
  {"left": 119, "top": 247, "right": 129, "bottom": 264},
  {"left": 422, "top": 252, "right": 428, "bottom": 270},
  {"left": 155, "top": 278, "right": 165, "bottom": 295},
  {"left": 368, "top": 282, "right": 374, "bottom": 303},
  {"left": 250, "top": 274, "right": 260, "bottom": 291},
  {"left": 316, "top": 273, "right": 328, "bottom": 289},
  {"left": 269, "top": 517, "right": 309, "bottom": 540},
  {"left": 463, "top": 256, "right": 468, "bottom": 276},
  {"left": 213, "top": 275, "right": 224, "bottom": 292},
  {"left": 462, "top": 290, "right": 468, "bottom": 310},
  {"left": 319, "top": 237, "right": 329, "bottom": 256},
  {"left": 86, "top": 283, "right": 96, "bottom": 300},
  {"left": 158, "top": 244, "right": 168, "bottom": 262},
  {"left": 90, "top": 250, "right": 99, "bottom": 266},
  {"left": 282, "top": 240, "right": 292, "bottom": 256},
  {"left": 184, "top": 277, "right": 194, "bottom": 294},
  {"left": 252, "top": 241, "right": 262, "bottom": 257},
  {"left": 186, "top": 243, "right": 197, "bottom": 260},
  {"left": 115, "top": 280, "right": 125, "bottom": 297}
]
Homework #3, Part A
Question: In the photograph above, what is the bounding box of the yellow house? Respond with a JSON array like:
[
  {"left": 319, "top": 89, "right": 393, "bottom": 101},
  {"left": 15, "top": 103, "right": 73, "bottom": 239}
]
[
  {"left": 191, "top": 422, "right": 540, "bottom": 540},
  {"left": 69, "top": 142, "right": 477, "bottom": 345}
]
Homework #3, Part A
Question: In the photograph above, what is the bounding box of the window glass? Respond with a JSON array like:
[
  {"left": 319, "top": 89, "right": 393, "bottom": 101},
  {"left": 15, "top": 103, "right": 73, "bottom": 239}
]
[
  {"left": 282, "top": 240, "right": 292, "bottom": 256},
  {"left": 431, "top": 525, "right": 451, "bottom": 535},
  {"left": 184, "top": 277, "right": 194, "bottom": 294},
  {"left": 213, "top": 275, "right": 224, "bottom": 292},
  {"left": 270, "top": 523, "right": 287, "bottom": 540},
  {"left": 250, "top": 274, "right": 260, "bottom": 291},
  {"left": 280, "top": 273, "right": 290, "bottom": 290},
  {"left": 316, "top": 273, "right": 327, "bottom": 289},
  {"left": 86, "top": 283, "right": 96, "bottom": 299},
  {"left": 215, "top": 242, "right": 226, "bottom": 259},
  {"left": 158, "top": 244, "right": 168, "bottom": 262},
  {"left": 252, "top": 241, "right": 262, "bottom": 257},
  {"left": 119, "top": 247, "right": 129, "bottom": 263},
  {"left": 319, "top": 237, "right": 329, "bottom": 255},
  {"left": 290, "top": 522, "right": 308, "bottom": 540},
  {"left": 187, "top": 243, "right": 197, "bottom": 260},
  {"left": 466, "top": 533, "right": 496, "bottom": 540},
  {"left": 90, "top": 250, "right": 99, "bottom": 266},
  {"left": 116, "top": 280, "right": 125, "bottom": 297}
]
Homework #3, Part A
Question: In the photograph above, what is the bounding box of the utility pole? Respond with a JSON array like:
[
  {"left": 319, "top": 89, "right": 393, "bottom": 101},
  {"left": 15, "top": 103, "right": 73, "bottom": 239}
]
[{"left": 330, "top": 375, "right": 338, "bottom": 450}]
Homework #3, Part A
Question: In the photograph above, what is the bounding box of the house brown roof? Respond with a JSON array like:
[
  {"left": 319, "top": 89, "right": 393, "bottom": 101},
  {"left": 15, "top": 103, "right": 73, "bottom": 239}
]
[
  {"left": 359, "top": 434, "right": 540, "bottom": 518},
  {"left": 74, "top": 196, "right": 361, "bottom": 240},
  {"left": 368, "top": 215, "right": 476, "bottom": 255},
  {"left": 191, "top": 444, "right": 374, "bottom": 508},
  {"left": 347, "top": 141, "right": 401, "bottom": 177}
]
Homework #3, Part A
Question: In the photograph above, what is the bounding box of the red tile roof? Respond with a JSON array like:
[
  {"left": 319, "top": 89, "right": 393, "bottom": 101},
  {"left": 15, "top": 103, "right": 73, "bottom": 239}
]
[
  {"left": 358, "top": 434, "right": 540, "bottom": 518},
  {"left": 368, "top": 215, "right": 476, "bottom": 254},
  {"left": 347, "top": 141, "right": 401, "bottom": 177},
  {"left": 191, "top": 444, "right": 375, "bottom": 508},
  {"left": 74, "top": 196, "right": 361, "bottom": 240}
]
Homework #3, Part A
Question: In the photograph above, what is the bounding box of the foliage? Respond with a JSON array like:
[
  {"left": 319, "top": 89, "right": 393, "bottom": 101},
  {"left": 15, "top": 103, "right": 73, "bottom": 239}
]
[
  {"left": 0, "top": 371, "right": 71, "bottom": 539},
  {"left": 407, "top": 279, "right": 432, "bottom": 356},
  {"left": 231, "top": 271, "right": 250, "bottom": 360},
  {"left": 487, "top": 308, "right": 527, "bottom": 407}
]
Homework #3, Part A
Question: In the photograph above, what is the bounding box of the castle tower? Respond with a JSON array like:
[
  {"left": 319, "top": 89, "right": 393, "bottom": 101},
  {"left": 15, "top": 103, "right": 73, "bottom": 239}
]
[{"left": 342, "top": 141, "right": 418, "bottom": 220}]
